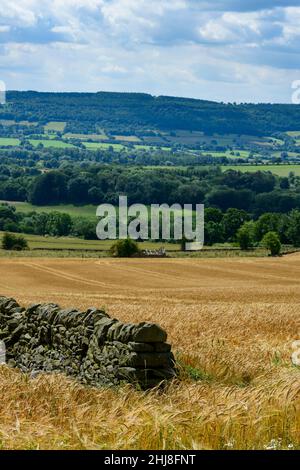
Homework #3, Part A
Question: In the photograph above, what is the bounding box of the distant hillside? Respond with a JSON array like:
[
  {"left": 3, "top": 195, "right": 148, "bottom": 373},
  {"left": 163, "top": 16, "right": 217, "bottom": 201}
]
[{"left": 1, "top": 91, "right": 300, "bottom": 136}]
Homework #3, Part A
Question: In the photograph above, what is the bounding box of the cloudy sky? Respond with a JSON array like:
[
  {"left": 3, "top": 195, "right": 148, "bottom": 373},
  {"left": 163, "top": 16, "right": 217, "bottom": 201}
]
[{"left": 0, "top": 0, "right": 300, "bottom": 102}]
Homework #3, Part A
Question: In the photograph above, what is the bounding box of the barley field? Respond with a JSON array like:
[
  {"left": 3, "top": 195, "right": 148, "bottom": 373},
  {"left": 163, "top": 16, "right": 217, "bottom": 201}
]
[{"left": 0, "top": 255, "right": 299, "bottom": 450}]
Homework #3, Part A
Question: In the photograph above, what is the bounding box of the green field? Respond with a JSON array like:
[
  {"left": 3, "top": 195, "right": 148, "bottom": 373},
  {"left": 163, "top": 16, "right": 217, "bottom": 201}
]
[
  {"left": 221, "top": 164, "right": 300, "bottom": 176},
  {"left": 44, "top": 121, "right": 66, "bottom": 132},
  {"left": 1, "top": 201, "right": 194, "bottom": 221},
  {"left": 64, "top": 133, "right": 108, "bottom": 141},
  {"left": 0, "top": 137, "right": 21, "bottom": 146},
  {"left": 29, "top": 134, "right": 57, "bottom": 140},
  {"left": 1, "top": 230, "right": 291, "bottom": 259},
  {"left": 113, "top": 135, "right": 141, "bottom": 142},
  {"left": 201, "top": 150, "right": 253, "bottom": 159},
  {"left": 83, "top": 142, "right": 126, "bottom": 151},
  {"left": 0, "top": 120, "right": 16, "bottom": 126},
  {"left": 135, "top": 144, "right": 171, "bottom": 151},
  {"left": 1, "top": 201, "right": 98, "bottom": 219},
  {"left": 0, "top": 231, "right": 180, "bottom": 253},
  {"left": 286, "top": 131, "right": 300, "bottom": 137},
  {"left": 29, "top": 139, "right": 76, "bottom": 149}
]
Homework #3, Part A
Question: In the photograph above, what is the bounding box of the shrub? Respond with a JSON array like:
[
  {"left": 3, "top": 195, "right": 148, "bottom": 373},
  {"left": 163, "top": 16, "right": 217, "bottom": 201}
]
[
  {"left": 109, "top": 238, "right": 140, "bottom": 258},
  {"left": 2, "top": 233, "right": 29, "bottom": 251},
  {"left": 237, "top": 221, "right": 256, "bottom": 250},
  {"left": 262, "top": 231, "right": 281, "bottom": 256}
]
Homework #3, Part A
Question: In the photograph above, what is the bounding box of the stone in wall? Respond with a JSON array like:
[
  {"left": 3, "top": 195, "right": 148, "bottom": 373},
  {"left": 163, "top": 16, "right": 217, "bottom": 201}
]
[{"left": 0, "top": 296, "right": 176, "bottom": 388}]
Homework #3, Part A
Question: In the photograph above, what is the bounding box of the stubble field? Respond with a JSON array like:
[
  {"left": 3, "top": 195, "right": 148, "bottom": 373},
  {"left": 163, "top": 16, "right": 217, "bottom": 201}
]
[{"left": 0, "top": 255, "right": 299, "bottom": 450}]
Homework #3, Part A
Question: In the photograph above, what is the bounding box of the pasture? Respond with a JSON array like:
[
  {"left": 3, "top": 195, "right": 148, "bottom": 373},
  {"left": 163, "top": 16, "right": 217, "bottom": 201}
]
[
  {"left": 44, "top": 121, "right": 66, "bottom": 132},
  {"left": 0, "top": 255, "right": 299, "bottom": 449},
  {"left": 29, "top": 139, "right": 76, "bottom": 149},
  {"left": 83, "top": 142, "right": 126, "bottom": 151},
  {"left": 1, "top": 201, "right": 99, "bottom": 218},
  {"left": 201, "top": 150, "right": 253, "bottom": 158},
  {"left": 64, "top": 133, "right": 108, "bottom": 141},
  {"left": 221, "top": 164, "right": 300, "bottom": 176},
  {"left": 0, "top": 231, "right": 181, "bottom": 253},
  {"left": 0, "top": 137, "right": 21, "bottom": 146}
]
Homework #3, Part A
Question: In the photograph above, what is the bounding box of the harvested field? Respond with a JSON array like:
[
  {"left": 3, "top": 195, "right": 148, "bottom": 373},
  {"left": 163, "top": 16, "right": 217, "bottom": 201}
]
[{"left": 0, "top": 255, "right": 299, "bottom": 450}]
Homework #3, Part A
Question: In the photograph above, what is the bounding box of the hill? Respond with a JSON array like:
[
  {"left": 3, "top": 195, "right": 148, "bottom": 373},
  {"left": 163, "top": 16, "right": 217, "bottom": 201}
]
[{"left": 1, "top": 91, "right": 300, "bottom": 136}]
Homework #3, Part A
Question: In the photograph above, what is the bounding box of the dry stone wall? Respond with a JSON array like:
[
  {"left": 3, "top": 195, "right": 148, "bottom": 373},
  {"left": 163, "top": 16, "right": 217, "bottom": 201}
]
[{"left": 0, "top": 296, "right": 176, "bottom": 388}]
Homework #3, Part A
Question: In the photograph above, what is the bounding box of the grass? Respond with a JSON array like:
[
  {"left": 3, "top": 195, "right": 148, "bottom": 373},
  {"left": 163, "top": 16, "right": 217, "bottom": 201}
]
[
  {"left": 0, "top": 120, "right": 16, "bottom": 126},
  {"left": 286, "top": 131, "right": 300, "bottom": 138},
  {"left": 112, "top": 135, "right": 141, "bottom": 142},
  {"left": 29, "top": 139, "right": 76, "bottom": 149},
  {"left": 64, "top": 133, "right": 108, "bottom": 141},
  {"left": 1, "top": 201, "right": 99, "bottom": 218},
  {"left": 135, "top": 144, "right": 171, "bottom": 152},
  {"left": 221, "top": 164, "right": 300, "bottom": 176},
  {"left": 0, "top": 137, "right": 21, "bottom": 146},
  {"left": 0, "top": 255, "right": 299, "bottom": 449},
  {"left": 0, "top": 231, "right": 181, "bottom": 253},
  {"left": 82, "top": 142, "right": 171, "bottom": 152},
  {"left": 44, "top": 121, "right": 66, "bottom": 132},
  {"left": 201, "top": 150, "right": 253, "bottom": 159},
  {"left": 83, "top": 142, "right": 126, "bottom": 151}
]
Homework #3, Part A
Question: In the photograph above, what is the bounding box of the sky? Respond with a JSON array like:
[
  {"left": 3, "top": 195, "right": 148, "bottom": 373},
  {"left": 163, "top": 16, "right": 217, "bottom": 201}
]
[{"left": 0, "top": 0, "right": 300, "bottom": 103}]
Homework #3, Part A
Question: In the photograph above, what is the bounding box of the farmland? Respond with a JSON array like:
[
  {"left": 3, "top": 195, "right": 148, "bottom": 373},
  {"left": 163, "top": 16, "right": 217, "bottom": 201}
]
[
  {"left": 83, "top": 142, "right": 126, "bottom": 151},
  {"left": 0, "top": 255, "right": 299, "bottom": 449},
  {"left": 0, "top": 231, "right": 181, "bottom": 254},
  {"left": 221, "top": 164, "right": 300, "bottom": 176},
  {"left": 0, "top": 201, "right": 99, "bottom": 218},
  {"left": 64, "top": 132, "right": 108, "bottom": 141},
  {"left": 0, "top": 137, "right": 21, "bottom": 146},
  {"left": 44, "top": 121, "right": 66, "bottom": 132},
  {"left": 29, "top": 139, "right": 76, "bottom": 149}
]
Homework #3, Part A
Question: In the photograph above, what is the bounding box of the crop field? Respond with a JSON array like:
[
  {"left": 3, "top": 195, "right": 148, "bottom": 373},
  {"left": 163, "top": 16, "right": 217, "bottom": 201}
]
[
  {"left": 0, "top": 137, "right": 21, "bottom": 146},
  {"left": 83, "top": 142, "right": 126, "bottom": 151},
  {"left": 0, "top": 201, "right": 100, "bottom": 218},
  {"left": 64, "top": 133, "right": 108, "bottom": 141},
  {"left": 29, "top": 139, "right": 76, "bottom": 149},
  {"left": 112, "top": 135, "right": 141, "bottom": 142},
  {"left": 44, "top": 121, "right": 66, "bottom": 132},
  {"left": 201, "top": 150, "right": 253, "bottom": 159},
  {"left": 0, "top": 231, "right": 181, "bottom": 253},
  {"left": 0, "top": 255, "right": 299, "bottom": 450},
  {"left": 221, "top": 164, "right": 300, "bottom": 176},
  {"left": 0, "top": 120, "right": 16, "bottom": 126},
  {"left": 287, "top": 131, "right": 300, "bottom": 138}
]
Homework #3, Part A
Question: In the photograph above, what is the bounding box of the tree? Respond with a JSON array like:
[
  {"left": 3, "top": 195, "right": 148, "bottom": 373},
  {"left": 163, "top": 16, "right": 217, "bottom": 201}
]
[
  {"left": 45, "top": 212, "right": 72, "bottom": 237},
  {"left": 286, "top": 209, "right": 300, "bottom": 247},
  {"left": 2, "top": 232, "right": 28, "bottom": 251},
  {"left": 72, "top": 217, "right": 98, "bottom": 240},
  {"left": 253, "top": 191, "right": 299, "bottom": 216},
  {"left": 205, "top": 207, "right": 223, "bottom": 224},
  {"left": 237, "top": 221, "right": 255, "bottom": 250},
  {"left": 222, "top": 208, "right": 250, "bottom": 241},
  {"left": 68, "top": 177, "right": 90, "bottom": 204},
  {"left": 254, "top": 213, "right": 282, "bottom": 242},
  {"left": 206, "top": 188, "right": 254, "bottom": 212},
  {"left": 262, "top": 232, "right": 281, "bottom": 256},
  {"left": 204, "top": 221, "right": 225, "bottom": 245},
  {"left": 29, "top": 171, "right": 67, "bottom": 205},
  {"left": 110, "top": 238, "right": 140, "bottom": 257},
  {"left": 280, "top": 177, "right": 290, "bottom": 190}
]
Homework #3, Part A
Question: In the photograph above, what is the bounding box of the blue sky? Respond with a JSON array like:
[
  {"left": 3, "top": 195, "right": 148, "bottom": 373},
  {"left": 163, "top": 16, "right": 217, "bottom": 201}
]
[{"left": 0, "top": 0, "right": 300, "bottom": 102}]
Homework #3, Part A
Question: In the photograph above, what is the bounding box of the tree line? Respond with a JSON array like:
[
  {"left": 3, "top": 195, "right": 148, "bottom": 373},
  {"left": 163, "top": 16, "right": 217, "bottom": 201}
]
[
  {"left": 1, "top": 164, "right": 300, "bottom": 216},
  {"left": 1, "top": 203, "right": 300, "bottom": 250},
  {"left": 2, "top": 91, "right": 300, "bottom": 136}
]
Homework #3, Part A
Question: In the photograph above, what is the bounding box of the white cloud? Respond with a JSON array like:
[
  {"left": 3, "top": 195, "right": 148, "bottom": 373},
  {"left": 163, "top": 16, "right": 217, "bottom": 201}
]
[
  {"left": 0, "top": 0, "right": 299, "bottom": 101},
  {"left": 0, "top": 25, "right": 10, "bottom": 32}
]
